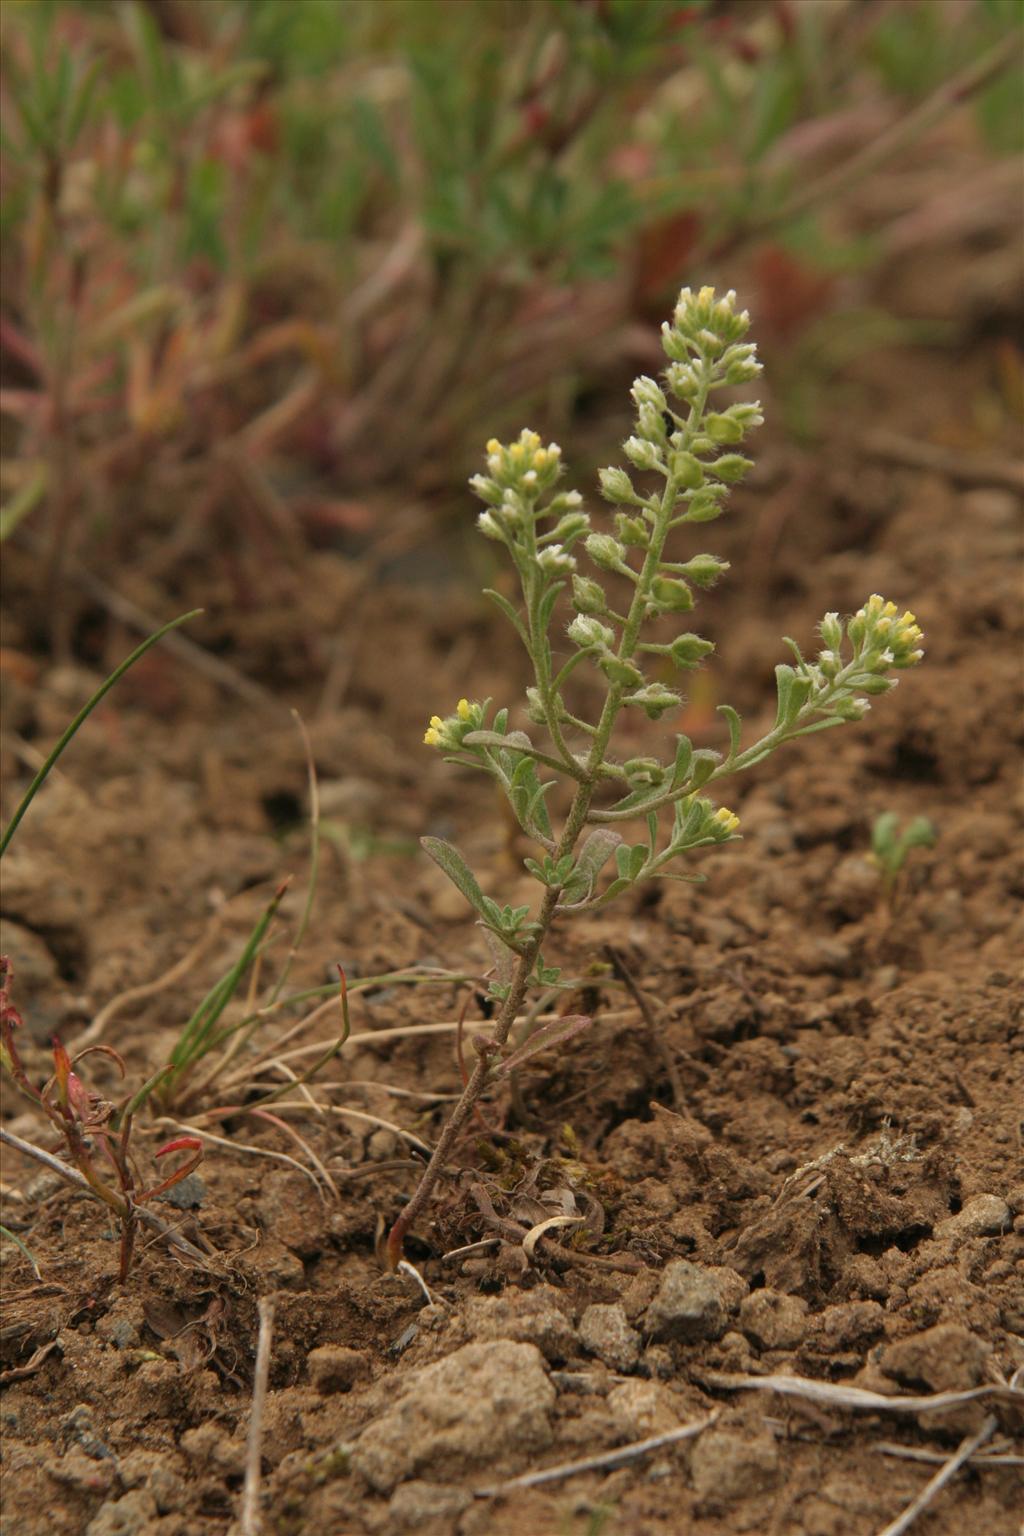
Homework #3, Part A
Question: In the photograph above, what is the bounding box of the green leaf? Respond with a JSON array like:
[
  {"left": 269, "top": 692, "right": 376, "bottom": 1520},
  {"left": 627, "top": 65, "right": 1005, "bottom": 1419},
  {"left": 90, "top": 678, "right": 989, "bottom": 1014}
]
[
  {"left": 718, "top": 704, "right": 742, "bottom": 763},
  {"left": 671, "top": 735, "right": 694, "bottom": 788},
  {"left": 774, "top": 664, "right": 813, "bottom": 729},
  {"left": 463, "top": 729, "right": 532, "bottom": 751},
  {"left": 900, "top": 816, "right": 937, "bottom": 852},
  {"left": 421, "top": 837, "right": 490, "bottom": 920},
  {"left": 561, "top": 829, "right": 622, "bottom": 904},
  {"left": 871, "top": 813, "right": 900, "bottom": 860}
]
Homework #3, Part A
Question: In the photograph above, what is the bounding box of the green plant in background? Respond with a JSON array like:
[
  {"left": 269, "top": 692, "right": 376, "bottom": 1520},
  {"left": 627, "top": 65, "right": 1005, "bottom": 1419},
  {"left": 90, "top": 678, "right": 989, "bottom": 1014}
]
[
  {"left": 870, "top": 811, "right": 937, "bottom": 908},
  {"left": 386, "top": 284, "right": 925, "bottom": 1265}
]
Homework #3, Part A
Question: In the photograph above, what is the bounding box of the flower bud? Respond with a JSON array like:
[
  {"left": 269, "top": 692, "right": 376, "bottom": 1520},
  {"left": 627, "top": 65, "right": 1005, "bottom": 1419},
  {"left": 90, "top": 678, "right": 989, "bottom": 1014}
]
[
  {"left": 665, "top": 361, "right": 699, "bottom": 398},
  {"left": 707, "top": 454, "right": 753, "bottom": 483},
  {"left": 469, "top": 473, "right": 503, "bottom": 503},
  {"left": 568, "top": 615, "right": 614, "bottom": 650},
  {"left": 536, "top": 543, "right": 576, "bottom": 574},
  {"left": 631, "top": 375, "right": 668, "bottom": 413},
  {"left": 599, "top": 466, "right": 637, "bottom": 504},
  {"left": 705, "top": 413, "right": 744, "bottom": 444},
  {"left": 683, "top": 489, "right": 727, "bottom": 523},
  {"left": 622, "top": 436, "right": 661, "bottom": 471},
  {"left": 660, "top": 323, "right": 690, "bottom": 364},
  {"left": 585, "top": 533, "right": 628, "bottom": 571},
  {"left": 623, "top": 683, "right": 680, "bottom": 719},
  {"left": 549, "top": 512, "right": 590, "bottom": 543},
  {"left": 477, "top": 511, "right": 508, "bottom": 541},
  {"left": 672, "top": 451, "right": 704, "bottom": 489},
  {"left": 680, "top": 553, "right": 729, "bottom": 588},
  {"left": 525, "top": 687, "right": 547, "bottom": 725},
  {"left": 615, "top": 513, "right": 649, "bottom": 547},
  {"left": 572, "top": 574, "right": 608, "bottom": 614},
  {"left": 668, "top": 633, "right": 715, "bottom": 668},
  {"left": 818, "top": 612, "right": 843, "bottom": 652},
  {"left": 599, "top": 656, "right": 644, "bottom": 688}
]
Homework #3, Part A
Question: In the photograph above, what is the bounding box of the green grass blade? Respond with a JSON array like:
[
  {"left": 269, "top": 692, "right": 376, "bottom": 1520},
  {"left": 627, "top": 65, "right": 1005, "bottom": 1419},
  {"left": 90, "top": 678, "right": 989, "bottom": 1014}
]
[{"left": 0, "top": 611, "right": 202, "bottom": 860}]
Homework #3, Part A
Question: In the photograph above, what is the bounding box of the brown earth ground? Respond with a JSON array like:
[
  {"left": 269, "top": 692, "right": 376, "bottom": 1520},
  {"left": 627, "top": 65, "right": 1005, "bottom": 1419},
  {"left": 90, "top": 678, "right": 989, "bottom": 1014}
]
[{"left": 1, "top": 295, "right": 1022, "bottom": 1532}]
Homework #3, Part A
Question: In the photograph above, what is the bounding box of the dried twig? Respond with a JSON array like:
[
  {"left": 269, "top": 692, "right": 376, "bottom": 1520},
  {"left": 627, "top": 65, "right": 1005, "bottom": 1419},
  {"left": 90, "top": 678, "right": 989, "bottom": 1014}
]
[
  {"left": 476, "top": 1411, "right": 720, "bottom": 1495},
  {"left": 876, "top": 1415, "right": 998, "bottom": 1536},
  {"left": 706, "top": 1371, "right": 1022, "bottom": 1416},
  {"left": 877, "top": 1441, "right": 1023, "bottom": 1469},
  {"left": 237, "top": 1297, "right": 275, "bottom": 1536}
]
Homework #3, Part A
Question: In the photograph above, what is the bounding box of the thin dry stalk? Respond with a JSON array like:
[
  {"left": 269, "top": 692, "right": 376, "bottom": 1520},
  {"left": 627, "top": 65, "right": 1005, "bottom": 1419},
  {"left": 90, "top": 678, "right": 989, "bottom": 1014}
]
[
  {"left": 707, "top": 1372, "right": 1022, "bottom": 1416},
  {"left": 476, "top": 1411, "right": 720, "bottom": 1495},
  {"left": 877, "top": 1442, "right": 1023, "bottom": 1469},
  {"left": 238, "top": 1297, "right": 275, "bottom": 1536},
  {"left": 876, "top": 1415, "right": 998, "bottom": 1536}
]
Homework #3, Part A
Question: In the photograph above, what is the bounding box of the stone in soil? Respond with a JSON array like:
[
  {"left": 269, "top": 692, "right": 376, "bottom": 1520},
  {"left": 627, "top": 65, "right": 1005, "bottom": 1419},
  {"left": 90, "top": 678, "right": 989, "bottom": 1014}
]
[
  {"left": 352, "top": 1340, "right": 555, "bottom": 1494},
  {"left": 464, "top": 1285, "right": 576, "bottom": 1362},
  {"left": 644, "top": 1261, "right": 747, "bottom": 1343},
  {"left": 738, "top": 1288, "right": 808, "bottom": 1351},
  {"left": 307, "top": 1344, "right": 372, "bottom": 1393},
  {"left": 690, "top": 1427, "right": 779, "bottom": 1503},
  {"left": 388, "top": 1480, "right": 473, "bottom": 1529},
  {"left": 578, "top": 1302, "right": 642, "bottom": 1372}
]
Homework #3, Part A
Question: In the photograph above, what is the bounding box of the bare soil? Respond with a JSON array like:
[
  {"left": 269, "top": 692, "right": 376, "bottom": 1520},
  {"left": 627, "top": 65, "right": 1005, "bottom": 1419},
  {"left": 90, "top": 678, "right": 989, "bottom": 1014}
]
[{"left": 1, "top": 337, "right": 1022, "bottom": 1534}]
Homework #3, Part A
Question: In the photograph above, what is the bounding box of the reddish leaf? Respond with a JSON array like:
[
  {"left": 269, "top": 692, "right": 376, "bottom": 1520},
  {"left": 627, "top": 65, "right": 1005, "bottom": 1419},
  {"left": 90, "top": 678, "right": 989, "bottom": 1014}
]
[{"left": 138, "top": 1137, "right": 203, "bottom": 1203}]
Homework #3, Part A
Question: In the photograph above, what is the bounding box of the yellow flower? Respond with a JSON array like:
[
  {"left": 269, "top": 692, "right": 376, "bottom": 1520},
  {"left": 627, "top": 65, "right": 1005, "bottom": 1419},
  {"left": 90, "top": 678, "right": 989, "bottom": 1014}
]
[
  {"left": 533, "top": 448, "right": 549, "bottom": 470},
  {"left": 698, "top": 285, "right": 715, "bottom": 306},
  {"left": 713, "top": 806, "right": 740, "bottom": 834},
  {"left": 423, "top": 727, "right": 440, "bottom": 746},
  {"left": 456, "top": 699, "right": 472, "bottom": 721},
  {"left": 486, "top": 438, "right": 501, "bottom": 455}
]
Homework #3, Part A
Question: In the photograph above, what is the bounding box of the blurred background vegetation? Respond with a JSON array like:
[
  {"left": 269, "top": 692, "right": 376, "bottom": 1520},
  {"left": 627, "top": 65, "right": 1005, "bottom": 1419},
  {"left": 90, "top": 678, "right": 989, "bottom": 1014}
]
[{"left": 1, "top": 0, "right": 1020, "bottom": 656}]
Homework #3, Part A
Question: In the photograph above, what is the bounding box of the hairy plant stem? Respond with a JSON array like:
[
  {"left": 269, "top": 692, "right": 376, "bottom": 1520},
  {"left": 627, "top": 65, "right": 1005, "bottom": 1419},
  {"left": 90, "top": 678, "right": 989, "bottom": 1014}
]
[{"left": 385, "top": 391, "right": 711, "bottom": 1267}]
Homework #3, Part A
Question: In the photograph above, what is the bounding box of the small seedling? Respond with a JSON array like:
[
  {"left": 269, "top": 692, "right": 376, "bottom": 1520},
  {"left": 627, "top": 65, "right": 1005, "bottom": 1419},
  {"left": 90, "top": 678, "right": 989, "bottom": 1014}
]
[
  {"left": 386, "top": 285, "right": 924, "bottom": 1266},
  {"left": 870, "top": 811, "right": 937, "bottom": 907},
  {"left": 0, "top": 958, "right": 201, "bottom": 1281}
]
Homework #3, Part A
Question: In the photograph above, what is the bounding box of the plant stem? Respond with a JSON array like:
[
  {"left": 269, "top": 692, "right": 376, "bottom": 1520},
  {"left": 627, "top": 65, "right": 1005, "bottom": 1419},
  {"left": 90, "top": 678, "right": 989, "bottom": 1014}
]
[{"left": 385, "top": 787, "right": 593, "bottom": 1267}]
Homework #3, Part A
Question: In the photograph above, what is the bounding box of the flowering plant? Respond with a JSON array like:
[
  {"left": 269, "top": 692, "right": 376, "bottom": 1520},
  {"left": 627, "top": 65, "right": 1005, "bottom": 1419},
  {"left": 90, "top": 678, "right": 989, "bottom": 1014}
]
[{"left": 386, "top": 286, "right": 923, "bottom": 1265}]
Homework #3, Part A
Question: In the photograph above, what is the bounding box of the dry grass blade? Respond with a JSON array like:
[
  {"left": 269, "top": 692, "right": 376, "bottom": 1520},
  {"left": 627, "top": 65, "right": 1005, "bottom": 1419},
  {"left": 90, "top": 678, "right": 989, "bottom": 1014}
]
[
  {"left": 877, "top": 1442, "right": 1023, "bottom": 1469},
  {"left": 476, "top": 1411, "right": 720, "bottom": 1495},
  {"left": 707, "top": 1372, "right": 1022, "bottom": 1415},
  {"left": 237, "top": 1297, "right": 275, "bottom": 1536},
  {"left": 245, "top": 1109, "right": 340, "bottom": 1202},
  {"left": 210, "top": 1101, "right": 434, "bottom": 1157},
  {"left": 876, "top": 1415, "right": 998, "bottom": 1536}
]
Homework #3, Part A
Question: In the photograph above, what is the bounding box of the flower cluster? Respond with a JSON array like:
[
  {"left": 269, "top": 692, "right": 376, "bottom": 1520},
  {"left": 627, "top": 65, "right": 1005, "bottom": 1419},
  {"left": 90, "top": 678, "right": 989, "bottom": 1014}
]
[
  {"left": 849, "top": 595, "right": 925, "bottom": 669},
  {"left": 423, "top": 697, "right": 483, "bottom": 750}
]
